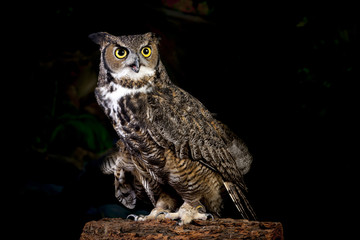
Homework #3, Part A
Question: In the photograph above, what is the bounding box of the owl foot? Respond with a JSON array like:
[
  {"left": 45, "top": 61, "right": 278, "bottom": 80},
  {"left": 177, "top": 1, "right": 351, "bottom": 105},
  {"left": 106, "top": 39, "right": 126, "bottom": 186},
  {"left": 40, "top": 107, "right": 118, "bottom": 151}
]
[
  {"left": 127, "top": 207, "right": 169, "bottom": 221},
  {"left": 162, "top": 202, "right": 214, "bottom": 225}
]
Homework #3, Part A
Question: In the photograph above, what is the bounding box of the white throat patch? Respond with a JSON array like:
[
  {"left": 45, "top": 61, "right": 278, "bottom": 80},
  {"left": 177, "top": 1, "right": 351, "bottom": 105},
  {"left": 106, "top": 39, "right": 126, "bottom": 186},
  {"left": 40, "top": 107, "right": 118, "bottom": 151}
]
[
  {"left": 111, "top": 66, "right": 155, "bottom": 81},
  {"left": 99, "top": 81, "right": 152, "bottom": 105}
]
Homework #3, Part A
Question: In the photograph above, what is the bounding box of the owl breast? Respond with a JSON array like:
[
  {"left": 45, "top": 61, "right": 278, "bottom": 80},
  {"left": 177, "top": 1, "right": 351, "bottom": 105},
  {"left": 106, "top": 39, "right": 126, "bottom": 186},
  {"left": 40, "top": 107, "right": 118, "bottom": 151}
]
[
  {"left": 95, "top": 82, "right": 167, "bottom": 171},
  {"left": 96, "top": 81, "right": 152, "bottom": 133}
]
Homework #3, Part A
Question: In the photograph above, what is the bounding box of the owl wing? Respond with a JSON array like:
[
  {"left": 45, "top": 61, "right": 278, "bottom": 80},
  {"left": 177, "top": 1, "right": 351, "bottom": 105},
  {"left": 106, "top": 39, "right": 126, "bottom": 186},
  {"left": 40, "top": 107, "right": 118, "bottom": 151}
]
[
  {"left": 146, "top": 85, "right": 256, "bottom": 219},
  {"left": 100, "top": 143, "right": 137, "bottom": 209}
]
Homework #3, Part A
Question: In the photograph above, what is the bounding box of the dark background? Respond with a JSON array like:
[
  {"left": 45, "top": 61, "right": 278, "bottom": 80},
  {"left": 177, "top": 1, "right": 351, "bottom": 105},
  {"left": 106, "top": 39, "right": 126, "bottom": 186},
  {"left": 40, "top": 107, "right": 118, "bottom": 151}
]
[{"left": 10, "top": 1, "right": 357, "bottom": 239}]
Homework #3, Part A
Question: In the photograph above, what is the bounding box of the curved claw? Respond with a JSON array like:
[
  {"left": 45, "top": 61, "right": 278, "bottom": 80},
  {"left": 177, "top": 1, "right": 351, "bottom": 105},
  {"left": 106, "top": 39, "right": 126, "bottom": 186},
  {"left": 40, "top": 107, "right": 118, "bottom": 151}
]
[
  {"left": 155, "top": 211, "right": 168, "bottom": 219},
  {"left": 176, "top": 219, "right": 184, "bottom": 226},
  {"left": 127, "top": 214, "right": 139, "bottom": 221},
  {"left": 205, "top": 213, "right": 214, "bottom": 221}
]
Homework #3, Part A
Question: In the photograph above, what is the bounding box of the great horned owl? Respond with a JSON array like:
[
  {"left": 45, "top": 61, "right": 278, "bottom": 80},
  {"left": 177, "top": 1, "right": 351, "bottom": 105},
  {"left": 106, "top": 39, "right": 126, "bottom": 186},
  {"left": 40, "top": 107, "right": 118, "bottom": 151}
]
[{"left": 89, "top": 32, "right": 256, "bottom": 224}]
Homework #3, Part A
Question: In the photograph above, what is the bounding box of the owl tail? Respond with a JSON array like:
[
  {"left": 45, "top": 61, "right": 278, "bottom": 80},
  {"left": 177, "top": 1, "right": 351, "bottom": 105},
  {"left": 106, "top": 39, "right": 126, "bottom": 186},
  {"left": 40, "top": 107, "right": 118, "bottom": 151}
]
[{"left": 224, "top": 181, "right": 257, "bottom": 220}]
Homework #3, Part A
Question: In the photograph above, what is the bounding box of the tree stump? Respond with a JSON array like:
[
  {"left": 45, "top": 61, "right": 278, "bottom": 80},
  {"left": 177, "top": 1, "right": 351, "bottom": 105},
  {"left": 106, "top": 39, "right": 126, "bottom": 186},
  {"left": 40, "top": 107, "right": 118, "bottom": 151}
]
[{"left": 80, "top": 218, "right": 284, "bottom": 240}]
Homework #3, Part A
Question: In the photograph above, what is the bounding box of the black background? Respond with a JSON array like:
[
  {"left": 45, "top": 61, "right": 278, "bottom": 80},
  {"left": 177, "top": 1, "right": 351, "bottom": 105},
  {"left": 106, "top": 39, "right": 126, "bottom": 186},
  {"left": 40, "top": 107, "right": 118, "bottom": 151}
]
[{"left": 9, "top": 1, "right": 358, "bottom": 239}]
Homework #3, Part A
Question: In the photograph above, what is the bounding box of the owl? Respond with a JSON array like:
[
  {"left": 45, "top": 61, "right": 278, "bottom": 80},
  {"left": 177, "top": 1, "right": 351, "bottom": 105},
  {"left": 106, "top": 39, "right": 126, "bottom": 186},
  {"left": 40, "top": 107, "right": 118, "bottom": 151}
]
[{"left": 89, "top": 32, "right": 256, "bottom": 224}]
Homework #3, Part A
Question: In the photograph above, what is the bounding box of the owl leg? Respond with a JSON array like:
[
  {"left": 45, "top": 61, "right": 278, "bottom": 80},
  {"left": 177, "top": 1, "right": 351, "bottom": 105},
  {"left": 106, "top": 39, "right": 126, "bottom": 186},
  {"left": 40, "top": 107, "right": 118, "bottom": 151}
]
[{"left": 163, "top": 202, "right": 214, "bottom": 225}]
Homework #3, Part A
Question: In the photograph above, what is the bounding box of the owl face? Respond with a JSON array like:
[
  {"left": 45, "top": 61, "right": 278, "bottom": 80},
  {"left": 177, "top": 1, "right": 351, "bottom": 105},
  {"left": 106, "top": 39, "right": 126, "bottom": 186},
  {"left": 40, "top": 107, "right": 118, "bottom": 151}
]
[{"left": 90, "top": 32, "right": 160, "bottom": 81}]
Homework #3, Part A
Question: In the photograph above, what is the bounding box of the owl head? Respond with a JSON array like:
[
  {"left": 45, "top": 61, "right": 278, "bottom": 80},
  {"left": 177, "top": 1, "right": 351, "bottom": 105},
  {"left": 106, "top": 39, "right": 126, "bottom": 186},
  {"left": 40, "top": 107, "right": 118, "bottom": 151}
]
[{"left": 89, "top": 32, "right": 161, "bottom": 85}]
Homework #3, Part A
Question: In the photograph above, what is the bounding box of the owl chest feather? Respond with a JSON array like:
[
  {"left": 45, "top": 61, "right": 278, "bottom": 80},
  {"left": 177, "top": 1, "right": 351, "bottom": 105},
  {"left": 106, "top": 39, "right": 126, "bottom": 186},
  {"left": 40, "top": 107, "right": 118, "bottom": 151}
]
[
  {"left": 96, "top": 82, "right": 167, "bottom": 170},
  {"left": 96, "top": 82, "right": 151, "bottom": 124}
]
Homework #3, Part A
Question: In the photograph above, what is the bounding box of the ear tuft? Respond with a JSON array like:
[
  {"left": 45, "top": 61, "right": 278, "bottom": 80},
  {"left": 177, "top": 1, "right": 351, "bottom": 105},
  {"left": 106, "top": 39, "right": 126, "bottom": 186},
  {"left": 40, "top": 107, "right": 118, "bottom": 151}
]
[
  {"left": 145, "top": 32, "right": 161, "bottom": 44},
  {"left": 89, "top": 32, "right": 111, "bottom": 45}
]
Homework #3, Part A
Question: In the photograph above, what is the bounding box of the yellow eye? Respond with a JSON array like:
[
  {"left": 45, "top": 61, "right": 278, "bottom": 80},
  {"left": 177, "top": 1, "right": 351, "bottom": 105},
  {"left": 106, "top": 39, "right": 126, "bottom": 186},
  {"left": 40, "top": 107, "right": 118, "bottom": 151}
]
[
  {"left": 115, "top": 48, "right": 127, "bottom": 59},
  {"left": 141, "top": 47, "right": 151, "bottom": 58}
]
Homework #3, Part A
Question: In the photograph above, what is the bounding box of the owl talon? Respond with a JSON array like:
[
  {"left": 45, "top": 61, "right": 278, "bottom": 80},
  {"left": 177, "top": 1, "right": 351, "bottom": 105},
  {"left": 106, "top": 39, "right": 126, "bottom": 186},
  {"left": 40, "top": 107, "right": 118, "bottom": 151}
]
[
  {"left": 176, "top": 219, "right": 183, "bottom": 226},
  {"left": 126, "top": 214, "right": 139, "bottom": 221},
  {"left": 155, "top": 211, "right": 168, "bottom": 219},
  {"left": 205, "top": 213, "right": 214, "bottom": 221}
]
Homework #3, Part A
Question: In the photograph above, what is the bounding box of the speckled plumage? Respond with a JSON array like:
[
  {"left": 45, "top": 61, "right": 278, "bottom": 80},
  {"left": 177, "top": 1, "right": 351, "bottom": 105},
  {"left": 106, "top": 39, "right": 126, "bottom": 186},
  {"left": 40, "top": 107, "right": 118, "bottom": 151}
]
[{"left": 90, "top": 32, "right": 256, "bottom": 223}]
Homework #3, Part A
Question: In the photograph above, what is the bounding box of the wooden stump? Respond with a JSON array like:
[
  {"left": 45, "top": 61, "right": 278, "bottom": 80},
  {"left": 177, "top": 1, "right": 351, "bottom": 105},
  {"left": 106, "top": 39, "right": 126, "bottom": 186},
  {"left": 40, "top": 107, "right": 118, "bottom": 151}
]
[{"left": 80, "top": 218, "right": 284, "bottom": 240}]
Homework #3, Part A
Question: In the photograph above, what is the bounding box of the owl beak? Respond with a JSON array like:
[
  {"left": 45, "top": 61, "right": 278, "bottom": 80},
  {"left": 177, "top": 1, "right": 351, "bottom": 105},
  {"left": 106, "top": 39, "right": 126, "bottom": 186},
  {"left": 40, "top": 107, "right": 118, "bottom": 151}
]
[{"left": 129, "top": 58, "right": 140, "bottom": 73}]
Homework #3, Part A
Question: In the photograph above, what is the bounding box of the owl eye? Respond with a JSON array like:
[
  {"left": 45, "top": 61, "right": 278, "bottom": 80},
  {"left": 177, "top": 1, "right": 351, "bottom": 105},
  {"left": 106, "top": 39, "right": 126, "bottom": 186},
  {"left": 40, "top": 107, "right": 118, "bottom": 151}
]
[
  {"left": 141, "top": 47, "right": 152, "bottom": 58},
  {"left": 115, "top": 48, "right": 127, "bottom": 59}
]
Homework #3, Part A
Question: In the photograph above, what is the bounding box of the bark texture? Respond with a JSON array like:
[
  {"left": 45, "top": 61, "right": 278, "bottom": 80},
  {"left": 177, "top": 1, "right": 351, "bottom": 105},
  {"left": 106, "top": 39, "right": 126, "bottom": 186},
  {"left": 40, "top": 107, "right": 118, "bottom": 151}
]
[{"left": 81, "top": 218, "right": 283, "bottom": 240}]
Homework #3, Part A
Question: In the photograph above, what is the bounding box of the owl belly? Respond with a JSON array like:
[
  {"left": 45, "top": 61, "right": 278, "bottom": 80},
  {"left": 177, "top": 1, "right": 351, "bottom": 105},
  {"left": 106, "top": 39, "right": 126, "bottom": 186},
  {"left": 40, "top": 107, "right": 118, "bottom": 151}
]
[{"left": 163, "top": 149, "right": 224, "bottom": 216}]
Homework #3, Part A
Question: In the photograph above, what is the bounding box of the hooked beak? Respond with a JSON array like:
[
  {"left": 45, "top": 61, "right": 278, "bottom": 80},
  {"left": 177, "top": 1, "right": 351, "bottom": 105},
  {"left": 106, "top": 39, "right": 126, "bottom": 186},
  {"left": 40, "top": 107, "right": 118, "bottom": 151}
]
[{"left": 129, "top": 58, "right": 140, "bottom": 73}]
